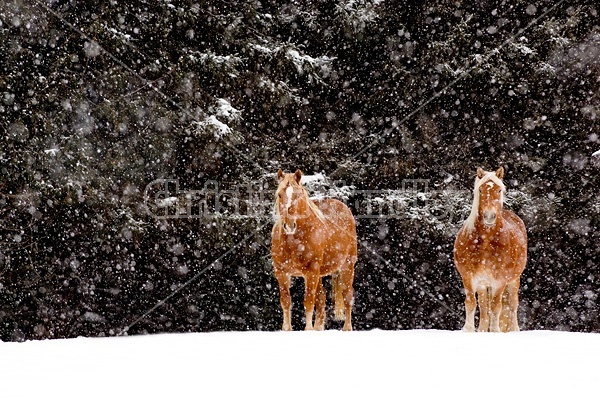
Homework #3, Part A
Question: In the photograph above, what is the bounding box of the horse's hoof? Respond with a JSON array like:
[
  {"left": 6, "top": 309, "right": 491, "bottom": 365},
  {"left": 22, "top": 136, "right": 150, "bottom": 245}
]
[
  {"left": 462, "top": 325, "right": 475, "bottom": 332},
  {"left": 282, "top": 324, "right": 292, "bottom": 331}
]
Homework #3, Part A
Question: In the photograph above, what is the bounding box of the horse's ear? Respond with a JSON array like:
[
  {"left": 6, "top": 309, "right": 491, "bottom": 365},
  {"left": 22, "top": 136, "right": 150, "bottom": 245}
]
[
  {"left": 476, "top": 167, "right": 485, "bottom": 179},
  {"left": 294, "top": 169, "right": 302, "bottom": 184},
  {"left": 277, "top": 169, "right": 284, "bottom": 182},
  {"left": 495, "top": 166, "right": 504, "bottom": 179}
]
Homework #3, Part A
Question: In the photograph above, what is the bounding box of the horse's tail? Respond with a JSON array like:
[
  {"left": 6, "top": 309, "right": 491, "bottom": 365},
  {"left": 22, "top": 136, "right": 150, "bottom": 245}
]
[
  {"left": 499, "top": 289, "right": 511, "bottom": 333},
  {"left": 332, "top": 272, "right": 345, "bottom": 321}
]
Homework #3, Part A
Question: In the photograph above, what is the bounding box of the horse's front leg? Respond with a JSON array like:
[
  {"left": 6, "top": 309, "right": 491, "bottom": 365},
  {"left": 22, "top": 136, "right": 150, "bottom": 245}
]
[
  {"left": 489, "top": 285, "right": 506, "bottom": 332},
  {"left": 477, "top": 287, "right": 491, "bottom": 332},
  {"left": 314, "top": 278, "right": 326, "bottom": 331},
  {"left": 461, "top": 278, "right": 476, "bottom": 332},
  {"left": 303, "top": 268, "right": 320, "bottom": 331},
  {"left": 340, "top": 262, "right": 355, "bottom": 331},
  {"left": 275, "top": 270, "right": 292, "bottom": 331}
]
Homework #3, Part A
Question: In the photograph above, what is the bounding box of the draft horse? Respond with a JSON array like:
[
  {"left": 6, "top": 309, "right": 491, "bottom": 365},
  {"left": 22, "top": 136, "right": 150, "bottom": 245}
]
[
  {"left": 271, "top": 169, "right": 357, "bottom": 331},
  {"left": 453, "top": 167, "right": 527, "bottom": 332}
]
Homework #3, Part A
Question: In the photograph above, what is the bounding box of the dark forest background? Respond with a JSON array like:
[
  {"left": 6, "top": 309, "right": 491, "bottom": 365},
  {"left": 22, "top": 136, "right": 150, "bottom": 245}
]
[{"left": 0, "top": 0, "right": 598, "bottom": 341}]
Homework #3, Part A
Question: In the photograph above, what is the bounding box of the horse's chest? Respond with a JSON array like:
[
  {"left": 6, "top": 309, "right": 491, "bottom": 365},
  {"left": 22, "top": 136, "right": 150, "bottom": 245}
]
[
  {"left": 464, "top": 234, "right": 515, "bottom": 278},
  {"left": 469, "top": 240, "right": 504, "bottom": 264},
  {"left": 281, "top": 235, "right": 319, "bottom": 264}
]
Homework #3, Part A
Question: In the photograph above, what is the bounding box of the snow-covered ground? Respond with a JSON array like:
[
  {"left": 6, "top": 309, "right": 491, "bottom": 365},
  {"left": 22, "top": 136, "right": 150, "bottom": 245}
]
[{"left": 1, "top": 329, "right": 598, "bottom": 397}]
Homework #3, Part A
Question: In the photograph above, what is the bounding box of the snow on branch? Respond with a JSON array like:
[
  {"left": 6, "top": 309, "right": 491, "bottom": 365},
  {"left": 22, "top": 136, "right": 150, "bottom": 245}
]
[
  {"left": 192, "top": 99, "right": 242, "bottom": 141},
  {"left": 214, "top": 99, "right": 241, "bottom": 123},
  {"left": 301, "top": 173, "right": 355, "bottom": 201},
  {"left": 512, "top": 42, "right": 536, "bottom": 56},
  {"left": 286, "top": 49, "right": 335, "bottom": 79},
  {"left": 188, "top": 51, "right": 242, "bottom": 77},
  {"left": 340, "top": 0, "right": 384, "bottom": 31},
  {"left": 194, "top": 115, "right": 233, "bottom": 140}
]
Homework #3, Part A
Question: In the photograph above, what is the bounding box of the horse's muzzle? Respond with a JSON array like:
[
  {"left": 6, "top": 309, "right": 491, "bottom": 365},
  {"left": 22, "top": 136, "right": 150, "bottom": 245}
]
[
  {"left": 483, "top": 210, "right": 497, "bottom": 226},
  {"left": 283, "top": 221, "right": 297, "bottom": 235}
]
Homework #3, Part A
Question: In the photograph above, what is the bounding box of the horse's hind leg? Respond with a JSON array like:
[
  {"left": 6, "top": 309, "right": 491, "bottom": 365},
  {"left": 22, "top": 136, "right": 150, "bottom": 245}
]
[
  {"left": 314, "top": 278, "right": 326, "bottom": 331},
  {"left": 340, "top": 261, "right": 355, "bottom": 331},
  {"left": 506, "top": 279, "right": 521, "bottom": 332},
  {"left": 489, "top": 285, "right": 506, "bottom": 332},
  {"left": 275, "top": 272, "right": 292, "bottom": 331},
  {"left": 499, "top": 289, "right": 511, "bottom": 332},
  {"left": 476, "top": 287, "right": 491, "bottom": 332}
]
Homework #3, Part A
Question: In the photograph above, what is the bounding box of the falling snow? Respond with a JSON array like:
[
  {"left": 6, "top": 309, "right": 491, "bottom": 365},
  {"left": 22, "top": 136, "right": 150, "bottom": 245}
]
[{"left": 0, "top": 1, "right": 598, "bottom": 342}]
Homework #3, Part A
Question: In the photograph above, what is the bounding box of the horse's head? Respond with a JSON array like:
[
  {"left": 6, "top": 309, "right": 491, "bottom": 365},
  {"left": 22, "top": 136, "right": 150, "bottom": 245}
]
[
  {"left": 475, "top": 166, "right": 506, "bottom": 227},
  {"left": 275, "top": 169, "right": 306, "bottom": 235}
]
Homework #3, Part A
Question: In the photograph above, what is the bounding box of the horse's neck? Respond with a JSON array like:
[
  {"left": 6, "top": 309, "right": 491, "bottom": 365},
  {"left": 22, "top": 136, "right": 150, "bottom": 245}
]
[{"left": 297, "top": 197, "right": 321, "bottom": 226}]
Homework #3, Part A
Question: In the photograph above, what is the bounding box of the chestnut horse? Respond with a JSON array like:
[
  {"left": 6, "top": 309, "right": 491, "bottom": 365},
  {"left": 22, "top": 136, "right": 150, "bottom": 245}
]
[
  {"left": 271, "top": 169, "right": 357, "bottom": 331},
  {"left": 453, "top": 167, "right": 527, "bottom": 332}
]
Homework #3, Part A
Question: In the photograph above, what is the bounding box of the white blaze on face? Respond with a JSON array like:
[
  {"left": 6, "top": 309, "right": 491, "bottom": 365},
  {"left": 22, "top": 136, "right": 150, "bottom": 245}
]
[
  {"left": 486, "top": 181, "right": 494, "bottom": 188},
  {"left": 285, "top": 186, "right": 293, "bottom": 211}
]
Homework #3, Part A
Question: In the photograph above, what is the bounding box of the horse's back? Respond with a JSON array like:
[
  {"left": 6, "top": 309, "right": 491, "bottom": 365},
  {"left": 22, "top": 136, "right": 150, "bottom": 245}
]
[
  {"left": 502, "top": 209, "right": 527, "bottom": 244},
  {"left": 314, "top": 198, "right": 356, "bottom": 234},
  {"left": 313, "top": 198, "right": 357, "bottom": 260}
]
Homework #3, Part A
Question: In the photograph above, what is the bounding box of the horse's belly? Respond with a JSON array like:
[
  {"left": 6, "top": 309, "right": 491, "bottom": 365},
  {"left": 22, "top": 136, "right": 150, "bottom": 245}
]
[
  {"left": 321, "top": 245, "right": 354, "bottom": 274},
  {"left": 320, "top": 260, "right": 344, "bottom": 275}
]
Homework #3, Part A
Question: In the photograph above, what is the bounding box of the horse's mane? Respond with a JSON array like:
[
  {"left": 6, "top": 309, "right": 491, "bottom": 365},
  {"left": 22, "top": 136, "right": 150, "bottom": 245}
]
[
  {"left": 463, "top": 171, "right": 506, "bottom": 232},
  {"left": 274, "top": 179, "right": 326, "bottom": 225}
]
